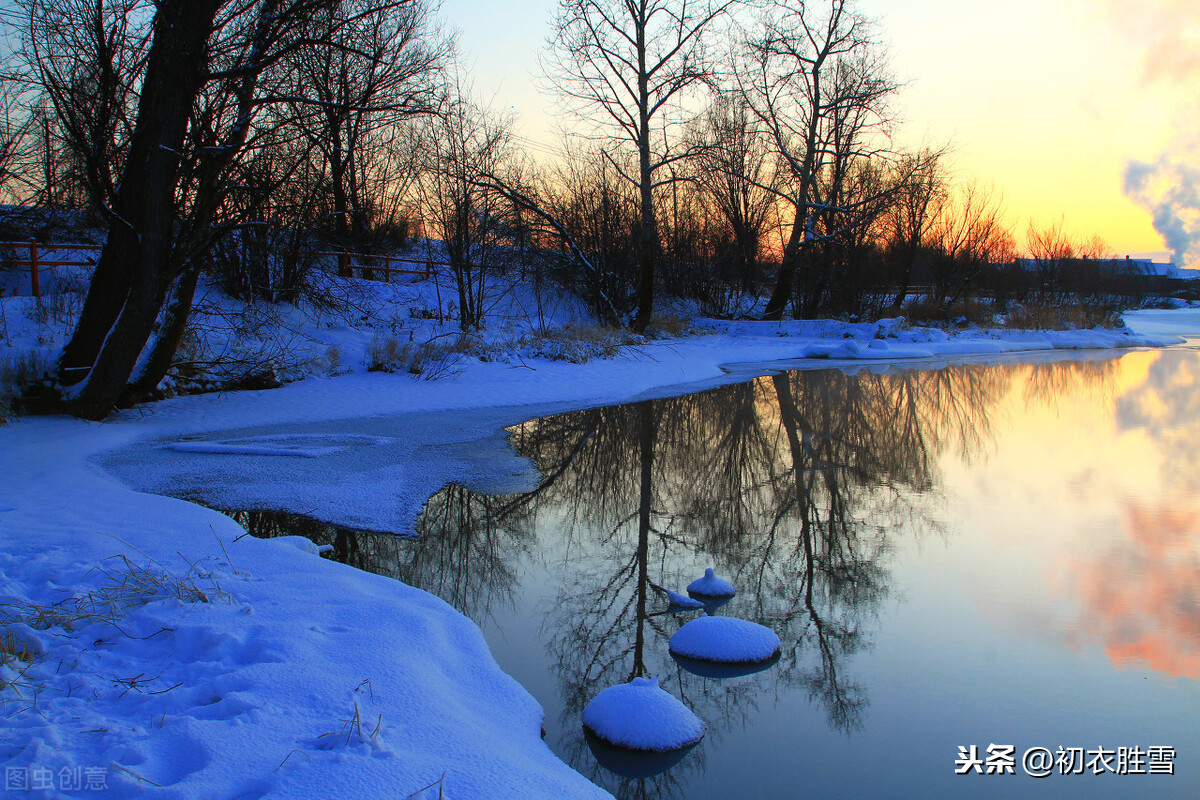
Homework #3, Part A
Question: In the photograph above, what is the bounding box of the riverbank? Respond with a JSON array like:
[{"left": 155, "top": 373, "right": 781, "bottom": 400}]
[{"left": 0, "top": 311, "right": 1192, "bottom": 799}]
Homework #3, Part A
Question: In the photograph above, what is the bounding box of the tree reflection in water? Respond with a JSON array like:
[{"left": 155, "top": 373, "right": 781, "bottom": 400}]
[
  {"left": 225, "top": 483, "right": 535, "bottom": 625},
  {"left": 503, "top": 363, "right": 1042, "bottom": 797},
  {"left": 221, "top": 358, "right": 1118, "bottom": 798}
]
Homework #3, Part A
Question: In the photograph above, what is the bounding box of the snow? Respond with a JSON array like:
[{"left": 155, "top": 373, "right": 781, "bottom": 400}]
[
  {"left": 581, "top": 677, "right": 705, "bottom": 752},
  {"left": 1122, "top": 307, "right": 1200, "bottom": 338},
  {"left": 686, "top": 567, "right": 736, "bottom": 598},
  {"left": 3, "top": 262, "right": 1199, "bottom": 798},
  {"left": 668, "top": 616, "right": 782, "bottom": 664},
  {"left": 664, "top": 589, "right": 705, "bottom": 610}
]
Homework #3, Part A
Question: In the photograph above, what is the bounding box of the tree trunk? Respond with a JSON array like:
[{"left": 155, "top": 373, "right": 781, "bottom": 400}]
[
  {"left": 763, "top": 205, "right": 807, "bottom": 320},
  {"left": 123, "top": 265, "right": 201, "bottom": 402},
  {"left": 58, "top": 0, "right": 222, "bottom": 419},
  {"left": 630, "top": 12, "right": 655, "bottom": 335}
]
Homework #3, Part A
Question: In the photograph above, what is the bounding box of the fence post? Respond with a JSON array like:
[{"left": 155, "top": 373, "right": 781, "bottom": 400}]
[
  {"left": 29, "top": 240, "right": 39, "bottom": 297},
  {"left": 338, "top": 251, "right": 350, "bottom": 278}
]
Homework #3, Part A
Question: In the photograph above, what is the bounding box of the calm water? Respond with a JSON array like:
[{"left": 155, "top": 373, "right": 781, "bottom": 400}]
[{"left": 221, "top": 349, "right": 1200, "bottom": 799}]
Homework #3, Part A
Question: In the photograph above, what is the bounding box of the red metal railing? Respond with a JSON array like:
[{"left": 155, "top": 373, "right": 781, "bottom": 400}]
[{"left": 1, "top": 241, "right": 102, "bottom": 297}]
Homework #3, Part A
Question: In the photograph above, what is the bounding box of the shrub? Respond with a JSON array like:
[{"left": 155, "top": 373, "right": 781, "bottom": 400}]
[{"left": 365, "top": 334, "right": 462, "bottom": 380}]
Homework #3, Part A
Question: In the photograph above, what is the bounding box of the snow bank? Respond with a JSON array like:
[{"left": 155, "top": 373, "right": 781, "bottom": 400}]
[
  {"left": 668, "top": 617, "right": 782, "bottom": 665},
  {"left": 0, "top": 420, "right": 609, "bottom": 800},
  {"left": 581, "top": 677, "right": 705, "bottom": 752}
]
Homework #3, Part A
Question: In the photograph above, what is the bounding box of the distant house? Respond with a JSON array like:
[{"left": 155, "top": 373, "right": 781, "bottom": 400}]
[
  {"left": 1013, "top": 256, "right": 1198, "bottom": 281},
  {"left": 1120, "top": 257, "right": 1200, "bottom": 281}
]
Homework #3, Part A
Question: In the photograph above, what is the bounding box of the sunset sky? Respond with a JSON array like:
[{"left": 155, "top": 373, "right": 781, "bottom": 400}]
[{"left": 440, "top": 0, "right": 1199, "bottom": 264}]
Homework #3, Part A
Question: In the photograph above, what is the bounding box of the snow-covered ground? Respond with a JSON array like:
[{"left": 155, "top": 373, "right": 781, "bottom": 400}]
[{"left": 1, "top": 273, "right": 1197, "bottom": 798}]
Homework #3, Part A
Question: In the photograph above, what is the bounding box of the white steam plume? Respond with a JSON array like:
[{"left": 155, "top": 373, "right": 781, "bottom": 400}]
[{"left": 1125, "top": 156, "right": 1200, "bottom": 267}]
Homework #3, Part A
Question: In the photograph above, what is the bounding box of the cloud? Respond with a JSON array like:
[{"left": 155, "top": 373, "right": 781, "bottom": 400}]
[
  {"left": 1106, "top": 2, "right": 1199, "bottom": 263},
  {"left": 1124, "top": 156, "right": 1200, "bottom": 267},
  {"left": 1104, "top": 0, "right": 1200, "bottom": 85}
]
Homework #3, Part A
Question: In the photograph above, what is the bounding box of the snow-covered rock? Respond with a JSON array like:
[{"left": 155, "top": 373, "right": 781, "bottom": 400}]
[
  {"left": 582, "top": 676, "right": 705, "bottom": 752},
  {"left": 669, "top": 616, "right": 781, "bottom": 664},
  {"left": 665, "top": 589, "right": 704, "bottom": 610},
  {"left": 686, "top": 567, "right": 735, "bottom": 598}
]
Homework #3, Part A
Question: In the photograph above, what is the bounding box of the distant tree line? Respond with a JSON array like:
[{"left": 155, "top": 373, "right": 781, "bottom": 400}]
[{"left": 0, "top": 0, "right": 1170, "bottom": 418}]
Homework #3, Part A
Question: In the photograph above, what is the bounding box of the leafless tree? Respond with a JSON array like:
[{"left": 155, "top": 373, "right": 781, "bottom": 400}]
[
  {"left": 1024, "top": 218, "right": 1079, "bottom": 306},
  {"left": 0, "top": 74, "right": 34, "bottom": 202},
  {"left": 927, "top": 180, "right": 1012, "bottom": 305},
  {"left": 44, "top": 0, "right": 439, "bottom": 419},
  {"left": 476, "top": 149, "right": 639, "bottom": 326},
  {"left": 418, "top": 89, "right": 516, "bottom": 331},
  {"left": 287, "top": 0, "right": 448, "bottom": 247},
  {"left": 546, "top": 0, "right": 734, "bottom": 332},
  {"left": 881, "top": 147, "right": 944, "bottom": 310},
  {"left": 739, "top": 0, "right": 896, "bottom": 319},
  {"left": 18, "top": 0, "right": 150, "bottom": 210},
  {"left": 688, "top": 93, "right": 777, "bottom": 293}
]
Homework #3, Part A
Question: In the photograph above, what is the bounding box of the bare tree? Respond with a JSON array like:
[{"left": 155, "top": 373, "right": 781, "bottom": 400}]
[
  {"left": 287, "top": 0, "right": 448, "bottom": 248},
  {"left": 45, "top": 0, "right": 439, "bottom": 419},
  {"left": 0, "top": 74, "right": 34, "bottom": 202},
  {"left": 882, "top": 148, "right": 944, "bottom": 310},
  {"left": 1024, "top": 218, "right": 1077, "bottom": 306},
  {"left": 19, "top": 0, "right": 150, "bottom": 210},
  {"left": 478, "top": 149, "right": 637, "bottom": 326},
  {"left": 546, "top": 0, "right": 734, "bottom": 332},
  {"left": 419, "top": 89, "right": 515, "bottom": 331},
  {"left": 927, "top": 180, "right": 1012, "bottom": 305},
  {"left": 740, "top": 0, "right": 896, "bottom": 319},
  {"left": 689, "top": 92, "right": 777, "bottom": 293}
]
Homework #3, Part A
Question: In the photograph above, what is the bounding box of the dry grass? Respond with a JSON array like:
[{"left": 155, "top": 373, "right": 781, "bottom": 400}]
[
  {"left": 0, "top": 348, "right": 53, "bottom": 420},
  {"left": 365, "top": 333, "right": 463, "bottom": 379},
  {"left": 1001, "top": 303, "right": 1123, "bottom": 330},
  {"left": 900, "top": 297, "right": 996, "bottom": 327},
  {"left": 0, "top": 553, "right": 229, "bottom": 709},
  {"left": 405, "top": 774, "right": 447, "bottom": 800},
  {"left": 900, "top": 298, "right": 1124, "bottom": 330},
  {"left": 0, "top": 629, "right": 40, "bottom": 700},
  {"left": 511, "top": 322, "right": 644, "bottom": 364},
  {"left": 316, "top": 699, "right": 384, "bottom": 748}
]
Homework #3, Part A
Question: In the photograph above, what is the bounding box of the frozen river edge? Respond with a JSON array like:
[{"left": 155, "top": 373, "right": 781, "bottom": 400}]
[{"left": 0, "top": 313, "right": 1192, "bottom": 799}]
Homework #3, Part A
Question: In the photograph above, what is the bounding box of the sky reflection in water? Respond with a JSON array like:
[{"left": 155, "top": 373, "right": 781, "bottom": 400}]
[{"left": 227, "top": 350, "right": 1200, "bottom": 799}]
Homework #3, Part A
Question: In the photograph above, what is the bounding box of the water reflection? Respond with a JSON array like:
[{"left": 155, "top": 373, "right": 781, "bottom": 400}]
[
  {"left": 1072, "top": 502, "right": 1200, "bottom": 679},
  {"left": 1119, "top": 348, "right": 1200, "bottom": 491},
  {"left": 224, "top": 483, "right": 535, "bottom": 624},
  {"left": 216, "top": 355, "right": 1200, "bottom": 798}
]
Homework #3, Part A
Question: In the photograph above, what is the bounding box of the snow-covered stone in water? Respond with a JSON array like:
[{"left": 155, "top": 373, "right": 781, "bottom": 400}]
[
  {"left": 669, "top": 616, "right": 781, "bottom": 664},
  {"left": 665, "top": 589, "right": 704, "bottom": 610},
  {"left": 686, "top": 567, "right": 735, "bottom": 598},
  {"left": 582, "top": 676, "right": 705, "bottom": 752}
]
